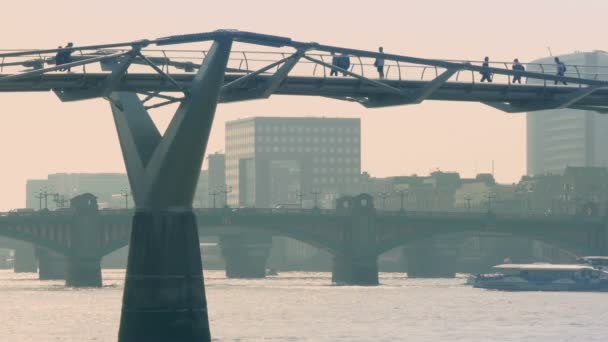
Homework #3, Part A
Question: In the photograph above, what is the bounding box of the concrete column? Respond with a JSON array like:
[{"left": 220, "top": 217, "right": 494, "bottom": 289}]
[
  {"left": 332, "top": 254, "right": 378, "bottom": 285},
  {"left": 112, "top": 38, "right": 232, "bottom": 342},
  {"left": 220, "top": 233, "right": 272, "bottom": 278},
  {"left": 66, "top": 193, "right": 103, "bottom": 288},
  {"left": 331, "top": 194, "right": 379, "bottom": 286},
  {"left": 66, "top": 256, "right": 102, "bottom": 287},
  {"left": 119, "top": 211, "right": 209, "bottom": 342},
  {"left": 36, "top": 247, "right": 66, "bottom": 280},
  {"left": 13, "top": 243, "right": 37, "bottom": 273}
]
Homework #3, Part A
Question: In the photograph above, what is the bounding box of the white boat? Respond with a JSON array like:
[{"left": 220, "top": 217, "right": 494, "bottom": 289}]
[
  {"left": 473, "top": 263, "right": 608, "bottom": 291},
  {"left": 579, "top": 256, "right": 608, "bottom": 270}
]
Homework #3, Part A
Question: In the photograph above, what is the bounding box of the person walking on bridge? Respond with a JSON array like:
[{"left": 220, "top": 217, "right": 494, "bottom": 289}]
[
  {"left": 512, "top": 58, "right": 525, "bottom": 84},
  {"left": 374, "top": 47, "right": 385, "bottom": 79},
  {"left": 56, "top": 43, "right": 74, "bottom": 72},
  {"left": 554, "top": 57, "right": 568, "bottom": 85},
  {"left": 330, "top": 52, "right": 339, "bottom": 77},
  {"left": 337, "top": 53, "right": 350, "bottom": 76},
  {"left": 480, "top": 56, "right": 493, "bottom": 82}
]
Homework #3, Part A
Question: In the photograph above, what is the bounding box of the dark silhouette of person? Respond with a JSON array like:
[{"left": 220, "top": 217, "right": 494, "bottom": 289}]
[
  {"left": 512, "top": 58, "right": 525, "bottom": 84},
  {"left": 554, "top": 57, "right": 568, "bottom": 85},
  {"left": 55, "top": 46, "right": 64, "bottom": 69},
  {"left": 330, "top": 52, "right": 339, "bottom": 77},
  {"left": 338, "top": 53, "right": 350, "bottom": 76},
  {"left": 480, "top": 56, "right": 492, "bottom": 82},
  {"left": 63, "top": 42, "right": 74, "bottom": 72},
  {"left": 374, "top": 47, "right": 385, "bottom": 79}
]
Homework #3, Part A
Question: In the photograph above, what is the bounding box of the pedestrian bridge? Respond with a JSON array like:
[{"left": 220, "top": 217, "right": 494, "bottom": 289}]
[
  {"left": 5, "top": 30, "right": 608, "bottom": 341},
  {"left": 1, "top": 29, "right": 608, "bottom": 112}
]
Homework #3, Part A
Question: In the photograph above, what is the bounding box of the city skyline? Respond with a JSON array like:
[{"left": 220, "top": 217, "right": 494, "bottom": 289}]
[{"left": 2, "top": 0, "right": 608, "bottom": 210}]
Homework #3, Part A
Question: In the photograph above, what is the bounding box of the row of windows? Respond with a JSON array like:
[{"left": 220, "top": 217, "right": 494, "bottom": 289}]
[
  {"left": 313, "top": 156, "right": 359, "bottom": 164},
  {"left": 257, "top": 146, "right": 359, "bottom": 154},
  {"left": 256, "top": 125, "right": 359, "bottom": 134},
  {"left": 256, "top": 136, "right": 359, "bottom": 144},
  {"left": 313, "top": 167, "right": 359, "bottom": 175},
  {"left": 313, "top": 177, "right": 360, "bottom": 184}
]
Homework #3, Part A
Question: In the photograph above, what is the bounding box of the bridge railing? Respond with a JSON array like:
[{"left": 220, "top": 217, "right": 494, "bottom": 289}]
[{"left": 1, "top": 47, "right": 608, "bottom": 90}]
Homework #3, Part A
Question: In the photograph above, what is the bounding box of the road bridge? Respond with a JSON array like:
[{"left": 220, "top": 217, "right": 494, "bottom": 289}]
[
  {"left": 2, "top": 193, "right": 606, "bottom": 284},
  {"left": 3, "top": 29, "right": 608, "bottom": 341}
]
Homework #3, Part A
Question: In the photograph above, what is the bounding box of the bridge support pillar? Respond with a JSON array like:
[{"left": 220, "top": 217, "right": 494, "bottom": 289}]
[
  {"left": 13, "top": 242, "right": 37, "bottom": 273},
  {"left": 36, "top": 247, "right": 66, "bottom": 280},
  {"left": 404, "top": 238, "right": 458, "bottom": 278},
  {"left": 65, "top": 193, "right": 103, "bottom": 288},
  {"left": 220, "top": 233, "right": 272, "bottom": 278},
  {"left": 332, "top": 254, "right": 378, "bottom": 285},
  {"left": 331, "top": 194, "right": 379, "bottom": 286},
  {"left": 110, "top": 38, "right": 232, "bottom": 342}
]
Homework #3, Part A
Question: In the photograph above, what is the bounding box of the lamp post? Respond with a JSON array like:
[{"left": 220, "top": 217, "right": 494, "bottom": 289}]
[
  {"left": 36, "top": 187, "right": 52, "bottom": 210},
  {"left": 395, "top": 189, "right": 409, "bottom": 212},
  {"left": 219, "top": 185, "right": 232, "bottom": 208},
  {"left": 310, "top": 189, "right": 322, "bottom": 209},
  {"left": 120, "top": 189, "right": 131, "bottom": 209},
  {"left": 464, "top": 194, "right": 473, "bottom": 213},
  {"left": 208, "top": 188, "right": 220, "bottom": 209},
  {"left": 485, "top": 191, "right": 497, "bottom": 213},
  {"left": 295, "top": 190, "right": 305, "bottom": 208},
  {"left": 377, "top": 192, "right": 390, "bottom": 210}
]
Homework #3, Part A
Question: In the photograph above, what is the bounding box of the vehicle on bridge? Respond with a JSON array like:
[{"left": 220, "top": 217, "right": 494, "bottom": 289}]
[{"left": 472, "top": 263, "right": 608, "bottom": 291}]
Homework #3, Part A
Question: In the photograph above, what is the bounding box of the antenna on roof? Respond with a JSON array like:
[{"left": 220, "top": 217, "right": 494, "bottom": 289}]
[{"left": 547, "top": 46, "right": 553, "bottom": 57}]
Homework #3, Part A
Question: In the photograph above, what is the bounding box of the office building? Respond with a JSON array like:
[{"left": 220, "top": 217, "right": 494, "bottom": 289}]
[
  {"left": 225, "top": 117, "right": 361, "bottom": 208},
  {"left": 527, "top": 51, "right": 608, "bottom": 175}
]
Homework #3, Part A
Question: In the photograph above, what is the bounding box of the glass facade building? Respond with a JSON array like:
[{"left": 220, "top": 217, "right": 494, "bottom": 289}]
[
  {"left": 225, "top": 117, "right": 361, "bottom": 208},
  {"left": 527, "top": 51, "right": 608, "bottom": 175}
]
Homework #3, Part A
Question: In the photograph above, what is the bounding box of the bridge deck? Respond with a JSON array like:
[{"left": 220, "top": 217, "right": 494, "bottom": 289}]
[{"left": 2, "top": 73, "right": 608, "bottom": 108}]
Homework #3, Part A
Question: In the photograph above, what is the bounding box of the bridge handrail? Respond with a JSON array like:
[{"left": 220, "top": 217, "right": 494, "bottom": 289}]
[{"left": 1, "top": 47, "right": 608, "bottom": 90}]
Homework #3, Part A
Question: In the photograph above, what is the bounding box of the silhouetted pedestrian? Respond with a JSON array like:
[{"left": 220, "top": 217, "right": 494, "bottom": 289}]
[
  {"left": 374, "top": 47, "right": 385, "bottom": 79},
  {"left": 55, "top": 46, "right": 64, "bottom": 69},
  {"left": 330, "top": 52, "right": 339, "bottom": 77},
  {"left": 480, "top": 56, "right": 492, "bottom": 82},
  {"left": 338, "top": 53, "right": 350, "bottom": 76},
  {"left": 512, "top": 58, "right": 525, "bottom": 84},
  {"left": 554, "top": 57, "right": 567, "bottom": 85},
  {"left": 63, "top": 42, "right": 74, "bottom": 72}
]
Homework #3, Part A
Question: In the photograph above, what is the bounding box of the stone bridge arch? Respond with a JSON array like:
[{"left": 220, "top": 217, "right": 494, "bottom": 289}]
[{"left": 375, "top": 215, "right": 605, "bottom": 259}]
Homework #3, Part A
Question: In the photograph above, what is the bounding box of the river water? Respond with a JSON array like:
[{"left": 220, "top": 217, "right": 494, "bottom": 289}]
[{"left": 0, "top": 269, "right": 606, "bottom": 341}]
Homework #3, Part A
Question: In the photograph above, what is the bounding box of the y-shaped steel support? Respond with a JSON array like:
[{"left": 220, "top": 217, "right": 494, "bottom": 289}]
[{"left": 110, "top": 38, "right": 232, "bottom": 342}]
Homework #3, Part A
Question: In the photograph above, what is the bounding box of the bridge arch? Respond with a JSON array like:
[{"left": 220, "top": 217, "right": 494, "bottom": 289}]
[{"left": 376, "top": 222, "right": 594, "bottom": 259}]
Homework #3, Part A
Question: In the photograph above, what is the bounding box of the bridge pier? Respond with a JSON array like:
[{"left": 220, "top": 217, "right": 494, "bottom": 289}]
[
  {"left": 65, "top": 194, "right": 103, "bottom": 288},
  {"left": 13, "top": 242, "right": 37, "bottom": 273},
  {"left": 332, "top": 254, "right": 378, "bottom": 285},
  {"left": 220, "top": 233, "right": 272, "bottom": 278},
  {"left": 36, "top": 247, "right": 66, "bottom": 280},
  {"left": 111, "top": 38, "right": 232, "bottom": 342},
  {"left": 404, "top": 238, "right": 458, "bottom": 278},
  {"left": 331, "top": 194, "right": 379, "bottom": 286}
]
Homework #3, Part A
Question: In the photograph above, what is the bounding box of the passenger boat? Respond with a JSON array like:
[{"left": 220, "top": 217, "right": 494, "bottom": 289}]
[
  {"left": 579, "top": 256, "right": 608, "bottom": 270},
  {"left": 473, "top": 263, "right": 608, "bottom": 291}
]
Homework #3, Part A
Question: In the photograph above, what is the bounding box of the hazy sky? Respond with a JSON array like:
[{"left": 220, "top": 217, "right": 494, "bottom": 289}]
[{"left": 1, "top": 0, "right": 606, "bottom": 210}]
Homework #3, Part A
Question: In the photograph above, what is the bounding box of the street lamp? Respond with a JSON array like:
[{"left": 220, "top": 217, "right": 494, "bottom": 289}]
[
  {"left": 464, "top": 194, "right": 473, "bottom": 213},
  {"left": 120, "top": 189, "right": 131, "bottom": 209},
  {"left": 310, "top": 189, "right": 322, "bottom": 209},
  {"left": 485, "top": 191, "right": 497, "bottom": 213},
  {"left": 395, "top": 189, "right": 409, "bottom": 212},
  {"left": 208, "top": 188, "right": 221, "bottom": 209},
  {"left": 219, "top": 185, "right": 232, "bottom": 208},
  {"left": 377, "top": 192, "right": 390, "bottom": 210},
  {"left": 295, "top": 190, "right": 305, "bottom": 208}
]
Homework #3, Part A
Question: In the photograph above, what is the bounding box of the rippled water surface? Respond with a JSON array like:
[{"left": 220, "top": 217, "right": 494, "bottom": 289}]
[{"left": 0, "top": 270, "right": 607, "bottom": 341}]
